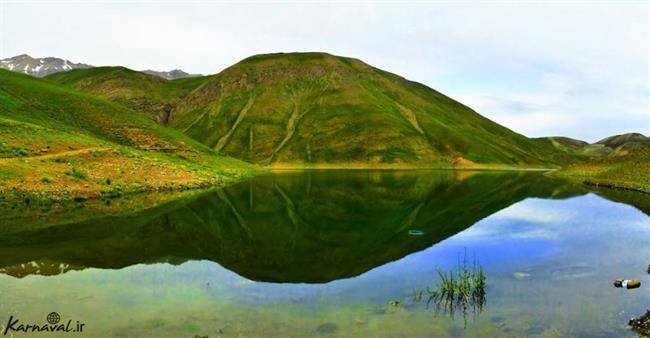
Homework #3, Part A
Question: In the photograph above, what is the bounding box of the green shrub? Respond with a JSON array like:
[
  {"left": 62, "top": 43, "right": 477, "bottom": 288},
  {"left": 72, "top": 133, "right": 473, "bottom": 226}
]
[
  {"left": 410, "top": 251, "right": 487, "bottom": 326},
  {"left": 70, "top": 167, "right": 87, "bottom": 180}
]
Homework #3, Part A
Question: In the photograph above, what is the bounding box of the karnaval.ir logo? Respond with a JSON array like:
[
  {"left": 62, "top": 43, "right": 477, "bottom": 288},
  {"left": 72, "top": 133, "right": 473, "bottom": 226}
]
[{"left": 3, "top": 312, "right": 85, "bottom": 335}]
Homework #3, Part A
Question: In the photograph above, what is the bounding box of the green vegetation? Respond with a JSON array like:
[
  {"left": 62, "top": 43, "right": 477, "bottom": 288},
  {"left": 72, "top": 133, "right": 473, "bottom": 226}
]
[
  {"left": 533, "top": 136, "right": 594, "bottom": 162},
  {"left": 169, "top": 52, "right": 566, "bottom": 168},
  {"left": 397, "top": 255, "right": 488, "bottom": 327},
  {"left": 596, "top": 132, "right": 649, "bottom": 149},
  {"left": 536, "top": 133, "right": 650, "bottom": 159},
  {"left": 431, "top": 257, "right": 486, "bottom": 313},
  {"left": 409, "top": 252, "right": 487, "bottom": 326},
  {"left": 552, "top": 147, "right": 650, "bottom": 193},
  {"left": 0, "top": 69, "right": 256, "bottom": 203},
  {"left": 45, "top": 66, "right": 209, "bottom": 122},
  {"left": 68, "top": 167, "right": 87, "bottom": 180},
  {"left": 169, "top": 75, "right": 211, "bottom": 92},
  {"left": 535, "top": 136, "right": 588, "bottom": 150},
  {"left": 545, "top": 133, "right": 650, "bottom": 193},
  {"left": 3, "top": 52, "right": 648, "bottom": 197}
]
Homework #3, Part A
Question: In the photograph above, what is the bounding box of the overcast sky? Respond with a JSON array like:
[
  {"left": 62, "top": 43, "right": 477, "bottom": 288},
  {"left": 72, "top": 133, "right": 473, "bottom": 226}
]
[{"left": 1, "top": 1, "right": 648, "bottom": 142}]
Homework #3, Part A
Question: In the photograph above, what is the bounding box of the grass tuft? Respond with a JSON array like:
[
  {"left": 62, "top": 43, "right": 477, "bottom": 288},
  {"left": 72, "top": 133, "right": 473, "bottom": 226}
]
[
  {"left": 70, "top": 167, "right": 87, "bottom": 180},
  {"left": 411, "top": 250, "right": 487, "bottom": 326}
]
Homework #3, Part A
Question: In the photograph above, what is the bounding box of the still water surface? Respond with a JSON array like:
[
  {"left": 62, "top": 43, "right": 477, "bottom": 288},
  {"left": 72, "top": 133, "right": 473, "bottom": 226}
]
[{"left": 0, "top": 170, "right": 649, "bottom": 337}]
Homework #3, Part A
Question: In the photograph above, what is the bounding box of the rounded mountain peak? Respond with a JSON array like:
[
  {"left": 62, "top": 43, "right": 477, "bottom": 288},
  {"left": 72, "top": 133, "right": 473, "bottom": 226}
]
[{"left": 170, "top": 52, "right": 555, "bottom": 167}]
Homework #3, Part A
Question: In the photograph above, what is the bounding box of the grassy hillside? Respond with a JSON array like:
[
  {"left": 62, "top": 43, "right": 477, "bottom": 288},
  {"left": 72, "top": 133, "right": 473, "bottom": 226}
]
[
  {"left": 0, "top": 69, "right": 255, "bottom": 203},
  {"left": 551, "top": 146, "right": 650, "bottom": 193},
  {"left": 596, "top": 132, "right": 649, "bottom": 149},
  {"left": 169, "top": 52, "right": 563, "bottom": 168},
  {"left": 532, "top": 136, "right": 592, "bottom": 163},
  {"left": 533, "top": 136, "right": 588, "bottom": 152},
  {"left": 45, "top": 67, "right": 209, "bottom": 122}
]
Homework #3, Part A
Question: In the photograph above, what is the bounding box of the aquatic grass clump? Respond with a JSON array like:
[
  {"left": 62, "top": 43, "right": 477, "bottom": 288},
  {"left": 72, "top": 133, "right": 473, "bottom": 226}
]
[
  {"left": 412, "top": 251, "right": 487, "bottom": 325},
  {"left": 471, "top": 264, "right": 487, "bottom": 302}
]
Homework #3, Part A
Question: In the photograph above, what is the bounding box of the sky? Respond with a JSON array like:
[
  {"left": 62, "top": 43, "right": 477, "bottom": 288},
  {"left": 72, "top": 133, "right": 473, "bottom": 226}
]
[{"left": 0, "top": 1, "right": 648, "bottom": 142}]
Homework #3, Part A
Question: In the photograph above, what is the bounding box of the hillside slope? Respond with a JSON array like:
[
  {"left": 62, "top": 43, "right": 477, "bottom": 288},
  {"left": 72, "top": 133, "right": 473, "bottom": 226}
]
[
  {"left": 596, "top": 133, "right": 649, "bottom": 149},
  {"left": 0, "top": 69, "right": 254, "bottom": 203},
  {"left": 46, "top": 67, "right": 209, "bottom": 122},
  {"left": 551, "top": 135, "right": 650, "bottom": 193},
  {"left": 533, "top": 136, "right": 588, "bottom": 152},
  {"left": 169, "top": 52, "right": 562, "bottom": 168}
]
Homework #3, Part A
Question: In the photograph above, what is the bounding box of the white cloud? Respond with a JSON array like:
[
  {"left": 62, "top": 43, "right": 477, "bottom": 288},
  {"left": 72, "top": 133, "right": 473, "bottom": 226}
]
[
  {"left": 455, "top": 193, "right": 650, "bottom": 243},
  {"left": 1, "top": 1, "right": 648, "bottom": 141}
]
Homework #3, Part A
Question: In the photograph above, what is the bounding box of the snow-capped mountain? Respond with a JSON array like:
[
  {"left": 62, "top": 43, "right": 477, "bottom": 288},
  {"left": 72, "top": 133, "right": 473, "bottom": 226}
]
[
  {"left": 0, "top": 54, "right": 92, "bottom": 77},
  {"left": 0, "top": 54, "right": 200, "bottom": 80}
]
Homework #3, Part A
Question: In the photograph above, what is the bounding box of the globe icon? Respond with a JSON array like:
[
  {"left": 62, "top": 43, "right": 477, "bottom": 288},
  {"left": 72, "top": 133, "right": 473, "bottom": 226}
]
[{"left": 47, "top": 312, "right": 60, "bottom": 325}]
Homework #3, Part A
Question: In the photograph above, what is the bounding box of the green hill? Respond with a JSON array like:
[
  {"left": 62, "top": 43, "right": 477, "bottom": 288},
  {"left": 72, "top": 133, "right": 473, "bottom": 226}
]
[
  {"left": 552, "top": 145, "right": 650, "bottom": 193},
  {"left": 532, "top": 136, "right": 592, "bottom": 163},
  {"left": 168, "top": 52, "right": 562, "bottom": 168},
  {"left": 596, "top": 132, "right": 649, "bottom": 149},
  {"left": 540, "top": 132, "right": 650, "bottom": 193},
  {"left": 535, "top": 133, "right": 650, "bottom": 159},
  {"left": 534, "top": 136, "right": 588, "bottom": 151},
  {"left": 0, "top": 69, "right": 255, "bottom": 203},
  {"left": 45, "top": 66, "right": 209, "bottom": 122}
]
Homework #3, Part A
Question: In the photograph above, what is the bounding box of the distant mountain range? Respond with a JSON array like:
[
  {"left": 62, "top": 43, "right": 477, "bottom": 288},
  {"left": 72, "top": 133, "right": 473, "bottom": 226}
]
[
  {"left": 142, "top": 69, "right": 200, "bottom": 80},
  {"left": 0, "top": 54, "right": 92, "bottom": 77},
  {"left": 0, "top": 54, "right": 199, "bottom": 80}
]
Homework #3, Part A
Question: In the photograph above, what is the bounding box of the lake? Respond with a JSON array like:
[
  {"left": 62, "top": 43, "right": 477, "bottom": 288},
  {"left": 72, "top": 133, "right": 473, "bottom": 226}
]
[{"left": 0, "top": 170, "right": 649, "bottom": 337}]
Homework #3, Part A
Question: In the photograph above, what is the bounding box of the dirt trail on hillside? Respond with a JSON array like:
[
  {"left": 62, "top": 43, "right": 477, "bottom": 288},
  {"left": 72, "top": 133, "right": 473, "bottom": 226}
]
[{"left": 0, "top": 147, "right": 110, "bottom": 163}]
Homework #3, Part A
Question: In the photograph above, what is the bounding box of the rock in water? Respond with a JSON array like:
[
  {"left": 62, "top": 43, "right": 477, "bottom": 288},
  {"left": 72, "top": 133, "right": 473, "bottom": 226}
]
[{"left": 629, "top": 310, "right": 650, "bottom": 336}]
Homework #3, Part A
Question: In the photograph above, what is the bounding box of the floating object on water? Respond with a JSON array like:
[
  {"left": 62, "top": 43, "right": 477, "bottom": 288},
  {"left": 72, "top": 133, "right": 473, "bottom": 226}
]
[
  {"left": 614, "top": 278, "right": 641, "bottom": 289},
  {"left": 408, "top": 230, "right": 424, "bottom": 236},
  {"left": 513, "top": 272, "right": 531, "bottom": 280}
]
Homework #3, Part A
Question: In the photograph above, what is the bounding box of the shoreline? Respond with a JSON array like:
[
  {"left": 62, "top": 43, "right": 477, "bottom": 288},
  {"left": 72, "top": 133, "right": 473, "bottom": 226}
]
[
  {"left": 582, "top": 180, "right": 649, "bottom": 195},
  {"left": 264, "top": 163, "right": 557, "bottom": 171},
  {"left": 0, "top": 170, "right": 259, "bottom": 208},
  {"left": 4, "top": 165, "right": 646, "bottom": 210},
  {"left": 0, "top": 165, "right": 554, "bottom": 208}
]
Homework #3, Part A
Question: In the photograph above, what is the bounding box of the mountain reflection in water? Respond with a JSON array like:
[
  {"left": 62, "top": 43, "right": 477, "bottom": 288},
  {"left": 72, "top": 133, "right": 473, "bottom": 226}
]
[{"left": 0, "top": 170, "right": 591, "bottom": 282}]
